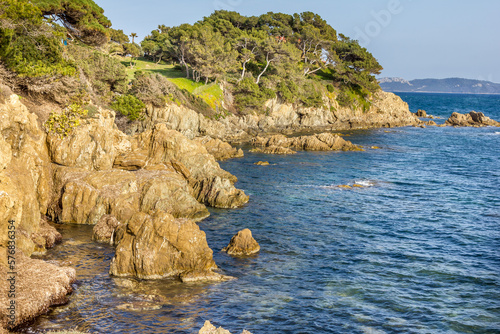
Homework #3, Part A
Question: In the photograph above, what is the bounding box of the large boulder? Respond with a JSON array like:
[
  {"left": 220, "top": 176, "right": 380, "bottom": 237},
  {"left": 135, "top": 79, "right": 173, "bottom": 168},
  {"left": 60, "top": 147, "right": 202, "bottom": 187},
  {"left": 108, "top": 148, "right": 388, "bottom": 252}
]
[
  {"left": 109, "top": 211, "right": 223, "bottom": 281},
  {"left": 445, "top": 111, "right": 500, "bottom": 127},
  {"left": 222, "top": 229, "right": 260, "bottom": 256}
]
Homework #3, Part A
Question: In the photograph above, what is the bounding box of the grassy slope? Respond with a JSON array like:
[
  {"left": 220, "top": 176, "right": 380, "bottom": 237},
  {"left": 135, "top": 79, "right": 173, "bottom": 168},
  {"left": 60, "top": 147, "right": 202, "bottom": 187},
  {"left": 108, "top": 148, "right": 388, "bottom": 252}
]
[{"left": 119, "top": 57, "right": 224, "bottom": 110}]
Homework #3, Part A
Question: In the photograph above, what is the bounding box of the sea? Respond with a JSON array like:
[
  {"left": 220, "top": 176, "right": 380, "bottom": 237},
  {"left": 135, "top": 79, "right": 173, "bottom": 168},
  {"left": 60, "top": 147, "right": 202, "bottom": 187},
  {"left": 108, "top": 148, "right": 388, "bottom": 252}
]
[{"left": 27, "top": 93, "right": 500, "bottom": 334}]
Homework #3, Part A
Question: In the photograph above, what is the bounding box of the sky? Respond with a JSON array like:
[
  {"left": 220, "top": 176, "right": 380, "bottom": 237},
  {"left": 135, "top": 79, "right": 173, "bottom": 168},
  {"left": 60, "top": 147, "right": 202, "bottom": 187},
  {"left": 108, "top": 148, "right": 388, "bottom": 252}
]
[{"left": 96, "top": 0, "right": 500, "bottom": 82}]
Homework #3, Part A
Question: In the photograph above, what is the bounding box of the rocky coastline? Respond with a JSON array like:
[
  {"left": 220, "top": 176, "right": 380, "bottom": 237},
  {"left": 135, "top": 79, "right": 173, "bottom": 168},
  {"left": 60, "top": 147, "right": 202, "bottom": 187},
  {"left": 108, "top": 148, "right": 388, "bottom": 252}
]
[{"left": 1, "top": 88, "right": 498, "bottom": 332}]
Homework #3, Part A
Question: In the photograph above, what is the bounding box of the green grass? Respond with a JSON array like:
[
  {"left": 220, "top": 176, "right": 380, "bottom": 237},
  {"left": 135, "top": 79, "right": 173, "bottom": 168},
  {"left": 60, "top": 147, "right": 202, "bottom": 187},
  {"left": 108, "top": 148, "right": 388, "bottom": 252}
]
[{"left": 117, "top": 57, "right": 224, "bottom": 111}]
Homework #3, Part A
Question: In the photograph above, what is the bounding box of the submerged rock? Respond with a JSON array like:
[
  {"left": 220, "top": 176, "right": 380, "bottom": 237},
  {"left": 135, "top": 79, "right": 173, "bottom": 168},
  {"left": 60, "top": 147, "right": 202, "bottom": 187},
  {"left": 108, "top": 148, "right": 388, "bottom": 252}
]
[
  {"left": 0, "top": 253, "right": 76, "bottom": 331},
  {"left": 109, "top": 211, "right": 219, "bottom": 281},
  {"left": 445, "top": 111, "right": 500, "bottom": 127},
  {"left": 222, "top": 229, "right": 260, "bottom": 256}
]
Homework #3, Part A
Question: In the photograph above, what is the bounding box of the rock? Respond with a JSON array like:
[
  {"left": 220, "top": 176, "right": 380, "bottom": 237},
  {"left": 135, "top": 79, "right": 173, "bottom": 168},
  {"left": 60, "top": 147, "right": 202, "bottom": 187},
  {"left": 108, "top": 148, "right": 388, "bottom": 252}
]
[
  {"left": 445, "top": 111, "right": 500, "bottom": 127},
  {"left": 113, "top": 150, "right": 148, "bottom": 170},
  {"left": 193, "top": 136, "right": 244, "bottom": 161},
  {"left": 109, "top": 211, "right": 219, "bottom": 280},
  {"left": 254, "top": 161, "right": 270, "bottom": 166},
  {"left": 53, "top": 166, "right": 209, "bottom": 225},
  {"left": 199, "top": 321, "right": 231, "bottom": 334},
  {"left": 132, "top": 91, "right": 419, "bottom": 142},
  {"left": 46, "top": 108, "right": 131, "bottom": 171},
  {"left": 0, "top": 253, "right": 76, "bottom": 330},
  {"left": 92, "top": 215, "right": 122, "bottom": 244},
  {"left": 198, "top": 320, "right": 252, "bottom": 334},
  {"left": 139, "top": 125, "right": 249, "bottom": 209},
  {"left": 251, "top": 133, "right": 363, "bottom": 152},
  {"left": 426, "top": 120, "right": 437, "bottom": 126},
  {"left": 180, "top": 270, "right": 234, "bottom": 283},
  {"left": 352, "top": 184, "right": 364, "bottom": 188},
  {"left": 30, "top": 217, "right": 62, "bottom": 254},
  {"left": 0, "top": 94, "right": 53, "bottom": 259},
  {"left": 338, "top": 185, "right": 352, "bottom": 189},
  {"left": 191, "top": 176, "right": 249, "bottom": 209},
  {"left": 416, "top": 109, "right": 427, "bottom": 117},
  {"left": 222, "top": 229, "right": 260, "bottom": 256},
  {"left": 370, "top": 146, "right": 381, "bottom": 149},
  {"left": 250, "top": 146, "right": 296, "bottom": 155}
]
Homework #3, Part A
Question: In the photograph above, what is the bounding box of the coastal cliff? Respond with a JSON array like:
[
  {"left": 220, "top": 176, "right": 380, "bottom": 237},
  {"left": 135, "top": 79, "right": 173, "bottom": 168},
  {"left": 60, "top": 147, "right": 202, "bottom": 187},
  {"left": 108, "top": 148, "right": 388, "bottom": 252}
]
[
  {"left": 0, "top": 92, "right": 249, "bottom": 331},
  {"left": 126, "top": 91, "right": 420, "bottom": 141}
]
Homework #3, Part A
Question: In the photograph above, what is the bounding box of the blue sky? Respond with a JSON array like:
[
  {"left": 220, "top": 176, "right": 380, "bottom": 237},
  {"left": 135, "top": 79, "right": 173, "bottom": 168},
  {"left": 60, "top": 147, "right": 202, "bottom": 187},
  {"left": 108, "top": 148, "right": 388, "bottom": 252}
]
[{"left": 97, "top": 0, "right": 500, "bottom": 82}]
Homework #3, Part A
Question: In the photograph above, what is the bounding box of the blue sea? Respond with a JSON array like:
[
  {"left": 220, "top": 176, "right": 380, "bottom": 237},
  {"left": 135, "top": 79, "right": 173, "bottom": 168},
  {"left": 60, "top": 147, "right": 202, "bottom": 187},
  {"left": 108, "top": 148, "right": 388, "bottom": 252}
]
[{"left": 28, "top": 93, "right": 500, "bottom": 334}]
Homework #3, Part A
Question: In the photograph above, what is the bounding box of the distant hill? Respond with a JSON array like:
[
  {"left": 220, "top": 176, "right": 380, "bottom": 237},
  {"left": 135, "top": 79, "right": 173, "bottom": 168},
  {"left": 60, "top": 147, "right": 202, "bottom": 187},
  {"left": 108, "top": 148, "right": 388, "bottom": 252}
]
[{"left": 379, "top": 77, "right": 500, "bottom": 94}]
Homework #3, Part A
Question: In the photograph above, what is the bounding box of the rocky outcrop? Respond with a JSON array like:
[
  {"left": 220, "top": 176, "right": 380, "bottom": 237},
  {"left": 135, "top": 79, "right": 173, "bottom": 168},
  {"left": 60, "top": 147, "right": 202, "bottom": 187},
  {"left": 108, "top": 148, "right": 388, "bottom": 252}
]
[
  {"left": 0, "top": 253, "right": 76, "bottom": 331},
  {"left": 415, "top": 109, "right": 427, "bottom": 117},
  {"left": 137, "top": 125, "right": 249, "bottom": 209},
  {"left": 254, "top": 161, "right": 270, "bottom": 166},
  {"left": 222, "top": 229, "right": 260, "bottom": 256},
  {"left": 46, "top": 108, "right": 131, "bottom": 170},
  {"left": 199, "top": 320, "right": 252, "bottom": 334},
  {"left": 109, "top": 210, "right": 225, "bottom": 281},
  {"left": 47, "top": 116, "right": 248, "bottom": 226},
  {"left": 193, "top": 136, "right": 244, "bottom": 161},
  {"left": 251, "top": 133, "right": 363, "bottom": 152},
  {"left": 0, "top": 94, "right": 56, "bottom": 260},
  {"left": 445, "top": 111, "right": 500, "bottom": 127},
  {"left": 131, "top": 91, "right": 420, "bottom": 141}
]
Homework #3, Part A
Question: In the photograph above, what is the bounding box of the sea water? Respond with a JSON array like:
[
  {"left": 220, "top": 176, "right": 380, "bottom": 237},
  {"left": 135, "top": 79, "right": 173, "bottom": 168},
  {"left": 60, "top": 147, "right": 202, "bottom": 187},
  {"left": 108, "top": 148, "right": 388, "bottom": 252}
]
[{"left": 27, "top": 93, "right": 500, "bottom": 334}]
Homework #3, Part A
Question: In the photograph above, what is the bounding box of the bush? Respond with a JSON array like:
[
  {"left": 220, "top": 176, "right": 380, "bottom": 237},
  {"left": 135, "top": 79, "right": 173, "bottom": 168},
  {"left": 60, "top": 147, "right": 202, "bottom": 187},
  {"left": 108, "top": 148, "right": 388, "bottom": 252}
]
[
  {"left": 277, "top": 81, "right": 299, "bottom": 104},
  {"left": 298, "top": 81, "right": 324, "bottom": 108},
  {"left": 326, "top": 84, "right": 334, "bottom": 93},
  {"left": 67, "top": 44, "right": 128, "bottom": 98},
  {"left": 336, "top": 85, "right": 371, "bottom": 112},
  {"left": 111, "top": 95, "right": 145, "bottom": 121},
  {"left": 234, "top": 77, "right": 276, "bottom": 112},
  {"left": 44, "top": 102, "right": 88, "bottom": 138},
  {"left": 131, "top": 72, "right": 176, "bottom": 107}
]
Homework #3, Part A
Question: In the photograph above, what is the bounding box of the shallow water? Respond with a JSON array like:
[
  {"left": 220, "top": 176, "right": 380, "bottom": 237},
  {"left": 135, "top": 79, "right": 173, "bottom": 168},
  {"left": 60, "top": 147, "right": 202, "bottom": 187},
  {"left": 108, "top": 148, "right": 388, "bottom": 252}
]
[{"left": 27, "top": 93, "right": 500, "bottom": 334}]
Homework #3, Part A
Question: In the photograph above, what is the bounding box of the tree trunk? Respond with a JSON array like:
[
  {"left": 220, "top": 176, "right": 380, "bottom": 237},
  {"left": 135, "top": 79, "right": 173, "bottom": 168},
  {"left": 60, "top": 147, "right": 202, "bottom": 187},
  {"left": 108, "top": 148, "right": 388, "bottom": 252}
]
[
  {"left": 256, "top": 54, "right": 271, "bottom": 84},
  {"left": 155, "top": 53, "right": 163, "bottom": 65},
  {"left": 205, "top": 76, "right": 209, "bottom": 85},
  {"left": 239, "top": 60, "right": 248, "bottom": 82}
]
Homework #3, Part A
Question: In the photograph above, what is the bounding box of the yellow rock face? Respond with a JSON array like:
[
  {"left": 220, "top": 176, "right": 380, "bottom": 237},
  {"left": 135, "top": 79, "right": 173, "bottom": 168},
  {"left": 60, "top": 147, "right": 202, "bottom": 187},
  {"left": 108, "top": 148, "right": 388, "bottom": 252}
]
[{"left": 254, "top": 161, "right": 270, "bottom": 166}]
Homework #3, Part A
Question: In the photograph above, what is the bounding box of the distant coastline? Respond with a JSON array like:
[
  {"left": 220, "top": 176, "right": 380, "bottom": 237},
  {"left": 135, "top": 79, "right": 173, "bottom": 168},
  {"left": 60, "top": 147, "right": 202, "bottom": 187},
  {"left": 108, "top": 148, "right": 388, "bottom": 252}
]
[{"left": 379, "top": 77, "right": 500, "bottom": 95}]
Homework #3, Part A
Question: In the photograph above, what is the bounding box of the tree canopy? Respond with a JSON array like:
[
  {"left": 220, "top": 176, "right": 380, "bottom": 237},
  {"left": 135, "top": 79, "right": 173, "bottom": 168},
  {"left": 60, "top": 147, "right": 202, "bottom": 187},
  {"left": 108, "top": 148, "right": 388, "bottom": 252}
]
[{"left": 141, "top": 10, "right": 383, "bottom": 111}]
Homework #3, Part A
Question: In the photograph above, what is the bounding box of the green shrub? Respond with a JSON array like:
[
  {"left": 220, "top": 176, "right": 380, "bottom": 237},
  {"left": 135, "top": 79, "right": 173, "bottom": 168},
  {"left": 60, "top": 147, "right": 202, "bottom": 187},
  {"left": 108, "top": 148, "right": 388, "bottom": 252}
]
[
  {"left": 336, "top": 85, "right": 371, "bottom": 112},
  {"left": 44, "top": 102, "right": 88, "bottom": 138},
  {"left": 234, "top": 77, "right": 276, "bottom": 112},
  {"left": 277, "top": 81, "right": 298, "bottom": 104},
  {"left": 326, "top": 84, "right": 334, "bottom": 93},
  {"left": 111, "top": 95, "right": 145, "bottom": 120}
]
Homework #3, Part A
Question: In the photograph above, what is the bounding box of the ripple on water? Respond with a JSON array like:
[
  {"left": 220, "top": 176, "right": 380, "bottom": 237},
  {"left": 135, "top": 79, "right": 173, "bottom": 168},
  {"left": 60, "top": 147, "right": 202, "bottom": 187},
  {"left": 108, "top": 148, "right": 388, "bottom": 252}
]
[{"left": 26, "top": 94, "right": 500, "bottom": 334}]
